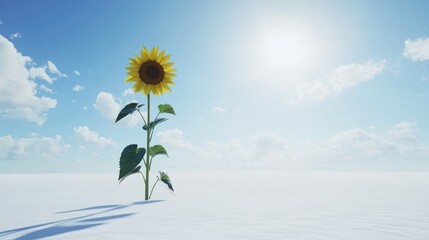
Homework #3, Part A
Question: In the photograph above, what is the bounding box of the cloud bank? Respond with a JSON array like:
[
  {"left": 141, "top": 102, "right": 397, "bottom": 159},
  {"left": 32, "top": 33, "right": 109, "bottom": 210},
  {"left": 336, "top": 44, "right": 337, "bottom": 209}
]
[
  {"left": 0, "top": 34, "right": 57, "bottom": 125},
  {"left": 158, "top": 121, "right": 428, "bottom": 170},
  {"left": 0, "top": 133, "right": 70, "bottom": 161}
]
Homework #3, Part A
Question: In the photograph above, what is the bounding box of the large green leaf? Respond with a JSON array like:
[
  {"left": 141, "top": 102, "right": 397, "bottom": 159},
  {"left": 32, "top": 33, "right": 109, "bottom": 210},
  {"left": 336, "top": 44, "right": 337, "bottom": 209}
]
[
  {"left": 118, "top": 144, "right": 145, "bottom": 181},
  {"left": 115, "top": 103, "right": 142, "bottom": 123},
  {"left": 118, "top": 166, "right": 141, "bottom": 184},
  {"left": 142, "top": 118, "right": 168, "bottom": 131},
  {"left": 149, "top": 145, "right": 168, "bottom": 157},
  {"left": 158, "top": 104, "right": 176, "bottom": 115},
  {"left": 159, "top": 171, "right": 174, "bottom": 192}
]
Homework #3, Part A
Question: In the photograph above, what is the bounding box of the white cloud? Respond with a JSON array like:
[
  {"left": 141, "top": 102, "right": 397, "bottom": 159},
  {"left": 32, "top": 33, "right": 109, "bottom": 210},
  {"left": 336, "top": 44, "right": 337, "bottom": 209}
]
[
  {"left": 39, "top": 85, "right": 53, "bottom": 94},
  {"left": 403, "top": 38, "right": 429, "bottom": 61},
  {"left": 29, "top": 66, "right": 54, "bottom": 83},
  {"left": 287, "top": 122, "right": 426, "bottom": 169},
  {"left": 158, "top": 122, "right": 429, "bottom": 170},
  {"left": 314, "top": 122, "right": 425, "bottom": 166},
  {"left": 292, "top": 60, "right": 386, "bottom": 104},
  {"left": 122, "top": 88, "right": 134, "bottom": 96},
  {"left": 158, "top": 129, "right": 197, "bottom": 151},
  {"left": 0, "top": 133, "right": 71, "bottom": 161},
  {"left": 93, "top": 91, "right": 142, "bottom": 127},
  {"left": 73, "top": 70, "right": 80, "bottom": 76},
  {"left": 47, "top": 60, "right": 67, "bottom": 77},
  {"left": 10, "top": 32, "right": 21, "bottom": 40},
  {"left": 73, "top": 84, "right": 84, "bottom": 92},
  {"left": 212, "top": 107, "right": 226, "bottom": 114},
  {"left": 73, "top": 126, "right": 116, "bottom": 148},
  {"left": 386, "top": 121, "right": 417, "bottom": 143},
  {"left": 0, "top": 34, "right": 56, "bottom": 125}
]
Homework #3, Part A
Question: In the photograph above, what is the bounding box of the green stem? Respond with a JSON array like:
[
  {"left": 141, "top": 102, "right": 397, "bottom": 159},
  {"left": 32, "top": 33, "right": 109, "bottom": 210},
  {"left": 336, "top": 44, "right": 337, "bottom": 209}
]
[
  {"left": 149, "top": 112, "right": 160, "bottom": 142},
  {"left": 149, "top": 177, "right": 160, "bottom": 199},
  {"left": 137, "top": 109, "right": 147, "bottom": 126},
  {"left": 145, "top": 94, "right": 151, "bottom": 200},
  {"left": 149, "top": 156, "right": 154, "bottom": 170},
  {"left": 140, "top": 172, "right": 146, "bottom": 183}
]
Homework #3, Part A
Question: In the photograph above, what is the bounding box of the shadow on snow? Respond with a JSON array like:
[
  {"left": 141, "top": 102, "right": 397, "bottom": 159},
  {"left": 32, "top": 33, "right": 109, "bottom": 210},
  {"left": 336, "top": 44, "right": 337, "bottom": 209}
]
[{"left": 0, "top": 200, "right": 164, "bottom": 239}]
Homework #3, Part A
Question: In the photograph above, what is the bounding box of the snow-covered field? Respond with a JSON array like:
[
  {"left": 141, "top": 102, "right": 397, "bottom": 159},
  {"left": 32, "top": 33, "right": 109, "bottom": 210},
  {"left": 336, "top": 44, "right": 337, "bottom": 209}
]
[{"left": 1, "top": 171, "right": 428, "bottom": 239}]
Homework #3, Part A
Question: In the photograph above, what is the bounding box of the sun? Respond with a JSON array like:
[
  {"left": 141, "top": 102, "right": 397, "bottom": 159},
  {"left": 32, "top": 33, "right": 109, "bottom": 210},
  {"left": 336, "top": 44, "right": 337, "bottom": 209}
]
[
  {"left": 242, "top": 17, "right": 334, "bottom": 91},
  {"left": 257, "top": 25, "right": 323, "bottom": 71}
]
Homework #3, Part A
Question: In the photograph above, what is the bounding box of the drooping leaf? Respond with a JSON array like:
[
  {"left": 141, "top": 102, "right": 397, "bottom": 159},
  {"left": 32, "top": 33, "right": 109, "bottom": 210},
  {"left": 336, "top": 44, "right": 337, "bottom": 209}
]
[
  {"left": 142, "top": 118, "right": 168, "bottom": 131},
  {"left": 159, "top": 171, "right": 174, "bottom": 192},
  {"left": 118, "top": 166, "right": 141, "bottom": 184},
  {"left": 118, "top": 144, "right": 145, "bottom": 182},
  {"left": 158, "top": 104, "right": 176, "bottom": 115},
  {"left": 149, "top": 145, "right": 168, "bottom": 158},
  {"left": 115, "top": 103, "right": 142, "bottom": 123}
]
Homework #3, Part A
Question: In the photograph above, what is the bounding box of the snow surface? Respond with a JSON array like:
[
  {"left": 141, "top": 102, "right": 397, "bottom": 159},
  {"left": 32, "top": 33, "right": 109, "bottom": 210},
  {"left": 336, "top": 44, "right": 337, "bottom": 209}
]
[{"left": 1, "top": 171, "right": 429, "bottom": 239}]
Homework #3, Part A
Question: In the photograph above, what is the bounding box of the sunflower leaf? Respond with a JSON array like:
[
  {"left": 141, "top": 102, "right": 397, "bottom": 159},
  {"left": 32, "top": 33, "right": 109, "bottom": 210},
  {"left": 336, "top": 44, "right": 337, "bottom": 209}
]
[
  {"left": 142, "top": 118, "right": 168, "bottom": 131},
  {"left": 115, "top": 103, "right": 143, "bottom": 123},
  {"left": 159, "top": 171, "right": 174, "bottom": 192},
  {"left": 158, "top": 104, "right": 176, "bottom": 115},
  {"left": 118, "top": 144, "right": 145, "bottom": 182},
  {"left": 118, "top": 166, "right": 141, "bottom": 184},
  {"left": 149, "top": 145, "right": 168, "bottom": 158}
]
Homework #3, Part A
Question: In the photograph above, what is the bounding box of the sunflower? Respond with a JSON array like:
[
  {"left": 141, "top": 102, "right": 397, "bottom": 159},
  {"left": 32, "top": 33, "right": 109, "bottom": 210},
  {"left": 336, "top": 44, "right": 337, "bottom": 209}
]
[{"left": 125, "top": 46, "right": 176, "bottom": 96}]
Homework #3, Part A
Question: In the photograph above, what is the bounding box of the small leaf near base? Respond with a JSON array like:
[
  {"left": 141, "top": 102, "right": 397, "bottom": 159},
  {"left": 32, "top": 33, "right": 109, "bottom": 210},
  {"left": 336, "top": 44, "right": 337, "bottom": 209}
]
[{"left": 159, "top": 171, "right": 174, "bottom": 192}]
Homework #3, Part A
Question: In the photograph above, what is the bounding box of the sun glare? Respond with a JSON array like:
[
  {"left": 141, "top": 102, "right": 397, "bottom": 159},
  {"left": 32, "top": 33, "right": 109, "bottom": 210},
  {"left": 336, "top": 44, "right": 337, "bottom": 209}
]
[
  {"left": 242, "top": 18, "right": 333, "bottom": 90},
  {"left": 256, "top": 25, "right": 323, "bottom": 71}
]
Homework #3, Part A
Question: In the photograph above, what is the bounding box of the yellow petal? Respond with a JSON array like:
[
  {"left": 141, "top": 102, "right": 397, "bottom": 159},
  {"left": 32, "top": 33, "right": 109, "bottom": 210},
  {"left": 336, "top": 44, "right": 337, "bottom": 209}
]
[
  {"left": 164, "top": 67, "right": 176, "bottom": 73},
  {"left": 144, "top": 85, "right": 151, "bottom": 95},
  {"left": 127, "top": 71, "right": 140, "bottom": 77},
  {"left": 160, "top": 55, "right": 171, "bottom": 65},
  {"left": 125, "top": 76, "right": 138, "bottom": 82},
  {"left": 132, "top": 82, "right": 138, "bottom": 91},
  {"left": 129, "top": 58, "right": 140, "bottom": 66},
  {"left": 163, "top": 84, "right": 172, "bottom": 92},
  {"left": 141, "top": 55, "right": 149, "bottom": 62},
  {"left": 149, "top": 47, "right": 158, "bottom": 60},
  {"left": 162, "top": 62, "right": 174, "bottom": 68},
  {"left": 126, "top": 66, "right": 139, "bottom": 71},
  {"left": 165, "top": 72, "right": 177, "bottom": 78},
  {"left": 140, "top": 48, "right": 149, "bottom": 62},
  {"left": 157, "top": 85, "right": 164, "bottom": 95},
  {"left": 152, "top": 85, "right": 159, "bottom": 95},
  {"left": 135, "top": 82, "right": 145, "bottom": 92},
  {"left": 135, "top": 55, "right": 142, "bottom": 64},
  {"left": 157, "top": 50, "right": 165, "bottom": 62},
  {"left": 164, "top": 79, "right": 175, "bottom": 85}
]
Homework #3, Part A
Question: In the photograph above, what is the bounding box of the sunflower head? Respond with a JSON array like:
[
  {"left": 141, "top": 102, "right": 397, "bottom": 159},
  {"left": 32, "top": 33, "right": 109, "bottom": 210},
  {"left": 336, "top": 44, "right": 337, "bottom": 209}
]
[{"left": 125, "top": 46, "right": 176, "bottom": 96}]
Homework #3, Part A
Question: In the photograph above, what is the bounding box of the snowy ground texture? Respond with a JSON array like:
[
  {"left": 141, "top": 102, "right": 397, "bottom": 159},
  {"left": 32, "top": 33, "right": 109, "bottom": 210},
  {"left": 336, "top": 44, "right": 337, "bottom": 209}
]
[{"left": 1, "top": 171, "right": 429, "bottom": 239}]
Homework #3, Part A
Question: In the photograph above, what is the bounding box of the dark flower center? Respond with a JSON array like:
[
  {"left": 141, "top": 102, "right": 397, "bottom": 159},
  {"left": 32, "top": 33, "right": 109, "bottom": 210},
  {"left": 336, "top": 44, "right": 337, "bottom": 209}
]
[
  {"left": 146, "top": 65, "right": 160, "bottom": 79},
  {"left": 138, "top": 60, "right": 164, "bottom": 85}
]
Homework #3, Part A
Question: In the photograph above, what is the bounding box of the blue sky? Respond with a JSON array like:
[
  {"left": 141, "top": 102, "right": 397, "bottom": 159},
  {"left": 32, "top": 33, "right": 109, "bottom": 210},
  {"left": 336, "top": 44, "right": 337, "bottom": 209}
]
[{"left": 1, "top": 0, "right": 429, "bottom": 173}]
